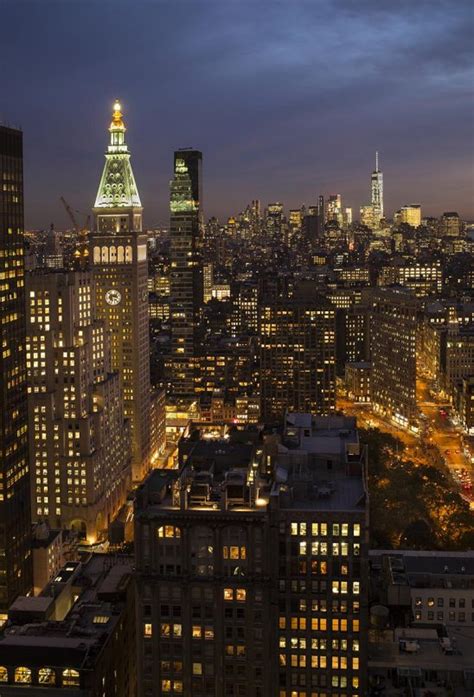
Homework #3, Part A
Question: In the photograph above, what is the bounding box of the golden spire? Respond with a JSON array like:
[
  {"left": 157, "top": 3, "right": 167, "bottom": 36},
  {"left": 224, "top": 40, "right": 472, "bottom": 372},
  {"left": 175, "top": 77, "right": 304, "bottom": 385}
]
[{"left": 110, "top": 99, "right": 125, "bottom": 130}]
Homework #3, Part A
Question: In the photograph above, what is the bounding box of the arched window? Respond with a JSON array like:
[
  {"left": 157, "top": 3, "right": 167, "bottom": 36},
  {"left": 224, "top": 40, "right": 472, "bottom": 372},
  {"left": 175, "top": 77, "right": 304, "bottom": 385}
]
[
  {"left": 62, "top": 669, "right": 80, "bottom": 687},
  {"left": 101, "top": 246, "right": 109, "bottom": 263},
  {"left": 109, "top": 246, "right": 117, "bottom": 263},
  {"left": 39, "top": 667, "right": 55, "bottom": 685},
  {"left": 117, "top": 246, "right": 124, "bottom": 263},
  {"left": 190, "top": 526, "right": 214, "bottom": 575},
  {"left": 0, "top": 666, "right": 7, "bottom": 682},
  {"left": 15, "top": 667, "right": 32, "bottom": 684},
  {"left": 93, "top": 246, "right": 100, "bottom": 263},
  {"left": 125, "top": 245, "right": 132, "bottom": 262}
]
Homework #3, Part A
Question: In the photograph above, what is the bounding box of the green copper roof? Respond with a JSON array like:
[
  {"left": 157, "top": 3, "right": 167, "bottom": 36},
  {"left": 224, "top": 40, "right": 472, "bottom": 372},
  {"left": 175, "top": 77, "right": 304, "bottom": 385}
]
[{"left": 94, "top": 101, "right": 142, "bottom": 210}]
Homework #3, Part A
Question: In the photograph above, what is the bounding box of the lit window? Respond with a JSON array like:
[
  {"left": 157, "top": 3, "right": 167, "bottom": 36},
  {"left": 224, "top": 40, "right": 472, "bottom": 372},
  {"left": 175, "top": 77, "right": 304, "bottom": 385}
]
[
  {"left": 38, "top": 668, "right": 55, "bottom": 685},
  {"left": 15, "top": 667, "right": 32, "bottom": 684},
  {"left": 0, "top": 667, "right": 7, "bottom": 682},
  {"left": 224, "top": 588, "right": 233, "bottom": 601},
  {"left": 157, "top": 525, "right": 181, "bottom": 538},
  {"left": 62, "top": 669, "right": 80, "bottom": 687},
  {"left": 144, "top": 623, "right": 152, "bottom": 637},
  {"left": 236, "top": 589, "right": 246, "bottom": 602}
]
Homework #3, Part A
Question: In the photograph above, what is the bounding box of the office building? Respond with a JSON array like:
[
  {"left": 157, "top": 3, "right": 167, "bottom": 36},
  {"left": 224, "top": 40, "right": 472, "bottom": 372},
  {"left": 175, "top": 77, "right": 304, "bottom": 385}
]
[
  {"left": 378, "top": 259, "right": 442, "bottom": 297},
  {"left": 31, "top": 523, "right": 65, "bottom": 596},
  {"left": 326, "top": 194, "right": 344, "bottom": 227},
  {"left": 260, "top": 292, "right": 336, "bottom": 422},
  {"left": 25, "top": 269, "right": 131, "bottom": 542},
  {"left": 439, "top": 211, "right": 462, "bottom": 237},
  {"left": 345, "top": 362, "right": 371, "bottom": 403},
  {"left": 203, "top": 262, "right": 213, "bottom": 303},
  {"left": 396, "top": 204, "right": 421, "bottom": 228},
  {"left": 0, "top": 555, "right": 136, "bottom": 695},
  {"left": 0, "top": 125, "right": 32, "bottom": 611},
  {"left": 441, "top": 324, "right": 474, "bottom": 395},
  {"left": 232, "top": 282, "right": 259, "bottom": 335},
  {"left": 135, "top": 413, "right": 368, "bottom": 697},
  {"left": 90, "top": 101, "right": 151, "bottom": 481},
  {"left": 359, "top": 205, "right": 375, "bottom": 229},
  {"left": 169, "top": 149, "right": 203, "bottom": 399},
  {"left": 370, "top": 288, "right": 419, "bottom": 429},
  {"left": 371, "top": 151, "right": 383, "bottom": 222},
  {"left": 369, "top": 551, "right": 474, "bottom": 695},
  {"left": 266, "top": 202, "right": 284, "bottom": 240},
  {"left": 454, "top": 376, "right": 474, "bottom": 434}
]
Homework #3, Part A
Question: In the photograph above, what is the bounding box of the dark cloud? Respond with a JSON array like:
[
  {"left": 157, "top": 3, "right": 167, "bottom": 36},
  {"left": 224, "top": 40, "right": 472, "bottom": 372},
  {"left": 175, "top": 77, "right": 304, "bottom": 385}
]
[{"left": 0, "top": 0, "right": 473, "bottom": 226}]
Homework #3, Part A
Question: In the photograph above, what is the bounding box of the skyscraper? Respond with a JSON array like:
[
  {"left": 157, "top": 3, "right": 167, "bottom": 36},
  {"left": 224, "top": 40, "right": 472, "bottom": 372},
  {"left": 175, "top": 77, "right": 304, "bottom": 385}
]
[
  {"left": 395, "top": 204, "right": 421, "bottom": 228},
  {"left": 25, "top": 269, "right": 131, "bottom": 543},
  {"left": 0, "top": 126, "right": 32, "bottom": 610},
  {"left": 266, "top": 202, "right": 284, "bottom": 239},
  {"left": 91, "top": 101, "right": 151, "bottom": 482},
  {"left": 371, "top": 151, "right": 383, "bottom": 222},
  {"left": 135, "top": 414, "right": 368, "bottom": 697},
  {"left": 169, "top": 149, "right": 203, "bottom": 399},
  {"left": 370, "top": 288, "right": 419, "bottom": 430},
  {"left": 260, "top": 289, "right": 336, "bottom": 422}
]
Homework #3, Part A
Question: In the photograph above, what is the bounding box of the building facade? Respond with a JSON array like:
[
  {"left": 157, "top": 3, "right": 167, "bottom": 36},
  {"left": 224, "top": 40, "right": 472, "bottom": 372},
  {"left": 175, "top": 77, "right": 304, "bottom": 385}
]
[
  {"left": 371, "top": 152, "right": 383, "bottom": 223},
  {"left": 370, "top": 288, "right": 419, "bottom": 429},
  {"left": 169, "top": 150, "right": 203, "bottom": 400},
  {"left": 260, "top": 294, "right": 336, "bottom": 422},
  {"left": 0, "top": 555, "right": 136, "bottom": 696},
  {"left": 25, "top": 269, "right": 131, "bottom": 542},
  {"left": 134, "top": 414, "right": 369, "bottom": 697},
  {"left": 0, "top": 125, "right": 32, "bottom": 611},
  {"left": 91, "top": 101, "right": 151, "bottom": 481}
]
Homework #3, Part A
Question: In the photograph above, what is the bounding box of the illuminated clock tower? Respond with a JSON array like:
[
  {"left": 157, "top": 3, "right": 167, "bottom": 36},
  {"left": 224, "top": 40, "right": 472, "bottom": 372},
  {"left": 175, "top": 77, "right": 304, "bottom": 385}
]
[{"left": 91, "top": 101, "right": 150, "bottom": 482}]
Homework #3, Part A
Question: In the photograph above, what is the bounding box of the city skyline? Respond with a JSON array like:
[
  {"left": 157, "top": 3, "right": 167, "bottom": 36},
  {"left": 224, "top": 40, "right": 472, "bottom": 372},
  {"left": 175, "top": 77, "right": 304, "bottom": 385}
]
[
  {"left": 0, "top": 3, "right": 473, "bottom": 694},
  {"left": 1, "top": 0, "right": 473, "bottom": 228}
]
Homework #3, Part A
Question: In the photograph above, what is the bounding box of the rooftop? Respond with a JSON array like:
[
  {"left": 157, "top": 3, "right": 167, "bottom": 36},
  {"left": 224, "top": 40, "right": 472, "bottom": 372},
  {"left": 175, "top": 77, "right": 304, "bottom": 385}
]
[
  {"left": 0, "top": 554, "right": 133, "bottom": 669},
  {"left": 136, "top": 414, "right": 367, "bottom": 517}
]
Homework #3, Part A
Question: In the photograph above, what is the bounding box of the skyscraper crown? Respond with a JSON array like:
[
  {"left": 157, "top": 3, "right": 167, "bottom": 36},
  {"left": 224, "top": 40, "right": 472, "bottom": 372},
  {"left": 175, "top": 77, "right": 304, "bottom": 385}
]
[{"left": 94, "top": 100, "right": 142, "bottom": 210}]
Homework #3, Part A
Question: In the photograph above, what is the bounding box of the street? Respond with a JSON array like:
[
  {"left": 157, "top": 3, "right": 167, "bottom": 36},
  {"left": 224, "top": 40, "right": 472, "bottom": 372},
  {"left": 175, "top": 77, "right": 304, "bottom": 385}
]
[{"left": 338, "top": 380, "right": 473, "bottom": 506}]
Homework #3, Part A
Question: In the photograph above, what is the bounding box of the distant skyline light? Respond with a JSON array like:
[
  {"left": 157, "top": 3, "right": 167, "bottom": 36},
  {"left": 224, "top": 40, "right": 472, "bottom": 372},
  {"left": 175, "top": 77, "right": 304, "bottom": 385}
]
[{"left": 1, "top": 0, "right": 473, "bottom": 228}]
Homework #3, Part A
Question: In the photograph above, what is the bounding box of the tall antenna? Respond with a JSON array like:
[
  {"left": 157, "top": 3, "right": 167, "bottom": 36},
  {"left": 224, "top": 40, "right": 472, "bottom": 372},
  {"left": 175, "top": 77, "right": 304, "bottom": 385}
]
[{"left": 375, "top": 151, "right": 379, "bottom": 172}]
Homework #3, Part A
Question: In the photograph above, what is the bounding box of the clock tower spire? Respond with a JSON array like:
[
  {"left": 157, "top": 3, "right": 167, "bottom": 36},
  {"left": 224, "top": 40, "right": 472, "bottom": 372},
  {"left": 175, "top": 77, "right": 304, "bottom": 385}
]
[
  {"left": 90, "top": 101, "right": 151, "bottom": 482},
  {"left": 93, "top": 100, "right": 143, "bottom": 234}
]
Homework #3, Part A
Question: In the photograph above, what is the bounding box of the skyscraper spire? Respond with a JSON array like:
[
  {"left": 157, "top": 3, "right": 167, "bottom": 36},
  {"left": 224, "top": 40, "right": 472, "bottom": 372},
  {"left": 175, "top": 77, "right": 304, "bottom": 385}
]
[
  {"left": 93, "top": 99, "right": 142, "bottom": 219},
  {"left": 90, "top": 101, "right": 151, "bottom": 482},
  {"left": 371, "top": 151, "right": 383, "bottom": 221}
]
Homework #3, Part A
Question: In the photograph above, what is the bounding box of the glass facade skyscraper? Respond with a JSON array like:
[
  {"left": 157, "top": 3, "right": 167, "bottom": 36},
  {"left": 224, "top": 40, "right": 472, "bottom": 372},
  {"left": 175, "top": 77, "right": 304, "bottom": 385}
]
[
  {"left": 370, "top": 151, "right": 383, "bottom": 222},
  {"left": 0, "top": 126, "right": 32, "bottom": 611},
  {"left": 169, "top": 149, "right": 203, "bottom": 399}
]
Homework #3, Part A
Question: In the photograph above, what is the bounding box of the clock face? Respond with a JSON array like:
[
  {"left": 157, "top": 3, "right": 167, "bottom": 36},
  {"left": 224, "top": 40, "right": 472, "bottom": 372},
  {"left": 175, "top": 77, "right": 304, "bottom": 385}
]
[{"left": 105, "top": 289, "right": 122, "bottom": 306}]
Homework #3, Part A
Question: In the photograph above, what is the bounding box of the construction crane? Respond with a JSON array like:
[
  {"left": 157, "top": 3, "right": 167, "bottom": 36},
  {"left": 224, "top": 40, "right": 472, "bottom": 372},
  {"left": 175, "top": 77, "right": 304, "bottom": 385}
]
[{"left": 60, "top": 196, "right": 90, "bottom": 268}]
